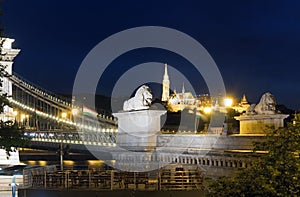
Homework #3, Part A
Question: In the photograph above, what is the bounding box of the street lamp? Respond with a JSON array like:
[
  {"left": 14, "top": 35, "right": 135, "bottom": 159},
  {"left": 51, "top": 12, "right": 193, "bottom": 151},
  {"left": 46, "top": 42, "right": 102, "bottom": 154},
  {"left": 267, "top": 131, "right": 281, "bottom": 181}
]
[
  {"left": 71, "top": 108, "right": 78, "bottom": 116},
  {"left": 71, "top": 108, "right": 78, "bottom": 124},
  {"left": 224, "top": 98, "right": 233, "bottom": 108},
  {"left": 13, "top": 111, "right": 18, "bottom": 116},
  {"left": 25, "top": 115, "right": 29, "bottom": 128},
  {"left": 20, "top": 114, "right": 26, "bottom": 127},
  {"left": 223, "top": 98, "right": 233, "bottom": 135},
  {"left": 60, "top": 112, "right": 67, "bottom": 171},
  {"left": 61, "top": 112, "right": 67, "bottom": 119},
  {"left": 203, "top": 107, "right": 212, "bottom": 114},
  {"left": 13, "top": 111, "right": 18, "bottom": 124},
  {"left": 202, "top": 106, "right": 212, "bottom": 134}
]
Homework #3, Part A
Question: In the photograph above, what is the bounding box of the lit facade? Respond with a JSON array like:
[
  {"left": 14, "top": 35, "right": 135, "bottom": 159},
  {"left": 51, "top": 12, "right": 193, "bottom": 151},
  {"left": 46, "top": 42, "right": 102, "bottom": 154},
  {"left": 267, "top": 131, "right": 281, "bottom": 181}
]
[{"left": 168, "top": 85, "right": 196, "bottom": 112}]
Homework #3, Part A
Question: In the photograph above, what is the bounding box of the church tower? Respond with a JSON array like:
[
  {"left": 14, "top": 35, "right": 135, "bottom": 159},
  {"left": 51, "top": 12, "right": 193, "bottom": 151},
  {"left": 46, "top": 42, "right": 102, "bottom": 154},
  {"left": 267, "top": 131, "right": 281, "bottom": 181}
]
[{"left": 161, "top": 63, "right": 170, "bottom": 102}]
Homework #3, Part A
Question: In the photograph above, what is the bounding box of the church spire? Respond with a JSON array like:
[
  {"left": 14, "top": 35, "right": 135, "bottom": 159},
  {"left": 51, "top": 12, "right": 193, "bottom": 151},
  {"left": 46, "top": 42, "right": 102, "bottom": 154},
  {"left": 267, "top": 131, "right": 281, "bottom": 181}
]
[
  {"left": 164, "top": 63, "right": 168, "bottom": 78},
  {"left": 241, "top": 94, "right": 248, "bottom": 104},
  {"left": 162, "top": 63, "right": 170, "bottom": 101},
  {"left": 182, "top": 82, "right": 185, "bottom": 94}
]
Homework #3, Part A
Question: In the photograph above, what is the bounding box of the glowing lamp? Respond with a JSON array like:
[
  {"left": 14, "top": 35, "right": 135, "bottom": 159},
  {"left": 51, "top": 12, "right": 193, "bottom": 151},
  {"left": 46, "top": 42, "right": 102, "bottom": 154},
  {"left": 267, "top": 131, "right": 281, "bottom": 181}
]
[
  {"left": 61, "top": 112, "right": 67, "bottom": 119},
  {"left": 203, "top": 107, "right": 212, "bottom": 114},
  {"left": 72, "top": 108, "right": 78, "bottom": 115},
  {"left": 13, "top": 111, "right": 18, "bottom": 116},
  {"left": 224, "top": 98, "right": 233, "bottom": 107}
]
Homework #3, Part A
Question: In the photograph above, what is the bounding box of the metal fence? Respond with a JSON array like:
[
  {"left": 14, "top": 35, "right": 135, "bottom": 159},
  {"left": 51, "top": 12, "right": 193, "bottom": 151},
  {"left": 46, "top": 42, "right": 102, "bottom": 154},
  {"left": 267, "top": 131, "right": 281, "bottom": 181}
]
[
  {"left": 23, "top": 165, "right": 57, "bottom": 189},
  {"left": 24, "top": 165, "right": 204, "bottom": 191}
]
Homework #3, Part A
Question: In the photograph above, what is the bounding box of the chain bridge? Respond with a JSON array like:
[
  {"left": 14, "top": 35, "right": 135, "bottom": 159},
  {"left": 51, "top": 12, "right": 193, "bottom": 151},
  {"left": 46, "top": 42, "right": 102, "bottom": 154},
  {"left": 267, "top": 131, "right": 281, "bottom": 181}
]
[{"left": 0, "top": 37, "right": 265, "bottom": 177}]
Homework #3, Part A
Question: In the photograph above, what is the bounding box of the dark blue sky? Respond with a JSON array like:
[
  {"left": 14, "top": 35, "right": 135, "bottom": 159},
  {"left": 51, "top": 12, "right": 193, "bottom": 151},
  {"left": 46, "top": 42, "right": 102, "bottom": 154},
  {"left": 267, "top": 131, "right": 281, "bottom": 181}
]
[{"left": 2, "top": 0, "right": 300, "bottom": 109}]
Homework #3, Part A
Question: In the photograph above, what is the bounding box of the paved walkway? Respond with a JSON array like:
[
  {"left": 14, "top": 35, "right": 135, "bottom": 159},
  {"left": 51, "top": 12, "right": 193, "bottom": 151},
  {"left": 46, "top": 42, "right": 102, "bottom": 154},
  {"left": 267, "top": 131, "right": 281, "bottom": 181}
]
[{"left": 0, "top": 191, "right": 18, "bottom": 197}]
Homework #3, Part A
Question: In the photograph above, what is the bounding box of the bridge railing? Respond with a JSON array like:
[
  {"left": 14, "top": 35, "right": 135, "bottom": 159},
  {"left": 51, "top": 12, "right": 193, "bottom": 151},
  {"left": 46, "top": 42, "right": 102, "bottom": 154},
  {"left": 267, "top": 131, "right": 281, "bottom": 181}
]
[
  {"left": 6, "top": 71, "right": 119, "bottom": 131},
  {"left": 24, "top": 129, "right": 117, "bottom": 145},
  {"left": 10, "top": 97, "right": 117, "bottom": 130},
  {"left": 11, "top": 72, "right": 117, "bottom": 122}
]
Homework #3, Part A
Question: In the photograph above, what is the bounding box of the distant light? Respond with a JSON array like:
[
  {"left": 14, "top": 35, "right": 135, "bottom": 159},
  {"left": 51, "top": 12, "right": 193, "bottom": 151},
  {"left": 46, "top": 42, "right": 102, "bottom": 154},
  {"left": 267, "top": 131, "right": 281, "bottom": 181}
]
[
  {"left": 224, "top": 98, "right": 233, "bottom": 107},
  {"left": 203, "top": 107, "right": 212, "bottom": 114},
  {"left": 13, "top": 111, "right": 18, "bottom": 116},
  {"left": 72, "top": 108, "right": 78, "bottom": 115},
  {"left": 61, "top": 112, "right": 67, "bottom": 119},
  {"left": 64, "top": 160, "right": 74, "bottom": 166},
  {"left": 88, "top": 160, "right": 104, "bottom": 166},
  {"left": 21, "top": 114, "right": 26, "bottom": 121},
  {"left": 27, "top": 160, "right": 37, "bottom": 165},
  {"left": 39, "top": 161, "right": 47, "bottom": 166}
]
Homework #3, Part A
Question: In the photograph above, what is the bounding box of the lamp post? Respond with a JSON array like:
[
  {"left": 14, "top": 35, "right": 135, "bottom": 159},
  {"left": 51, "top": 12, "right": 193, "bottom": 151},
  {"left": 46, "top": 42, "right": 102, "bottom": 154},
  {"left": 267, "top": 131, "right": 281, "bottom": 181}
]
[
  {"left": 13, "top": 111, "right": 18, "bottom": 125},
  {"left": 60, "top": 112, "right": 67, "bottom": 171},
  {"left": 203, "top": 107, "right": 212, "bottom": 114},
  {"left": 71, "top": 108, "right": 78, "bottom": 123},
  {"left": 20, "top": 114, "right": 26, "bottom": 127},
  {"left": 203, "top": 106, "right": 212, "bottom": 133},
  {"left": 25, "top": 115, "right": 29, "bottom": 129},
  {"left": 223, "top": 98, "right": 233, "bottom": 135},
  {"left": 293, "top": 111, "right": 298, "bottom": 125},
  {"left": 61, "top": 112, "right": 67, "bottom": 119},
  {"left": 72, "top": 108, "right": 78, "bottom": 116}
]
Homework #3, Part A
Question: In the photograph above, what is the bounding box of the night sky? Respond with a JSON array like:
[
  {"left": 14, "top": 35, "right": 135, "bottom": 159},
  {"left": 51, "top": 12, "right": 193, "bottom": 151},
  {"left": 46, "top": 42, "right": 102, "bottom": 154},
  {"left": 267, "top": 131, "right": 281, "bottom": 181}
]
[{"left": 2, "top": 1, "right": 300, "bottom": 109}]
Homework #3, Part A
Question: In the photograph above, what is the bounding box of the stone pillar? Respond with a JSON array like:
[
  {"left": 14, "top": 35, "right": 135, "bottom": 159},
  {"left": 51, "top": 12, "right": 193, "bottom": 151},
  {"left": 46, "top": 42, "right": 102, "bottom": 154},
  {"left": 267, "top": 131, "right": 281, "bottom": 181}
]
[
  {"left": 0, "top": 38, "right": 20, "bottom": 121},
  {"left": 235, "top": 114, "right": 289, "bottom": 134},
  {"left": 113, "top": 110, "right": 166, "bottom": 151}
]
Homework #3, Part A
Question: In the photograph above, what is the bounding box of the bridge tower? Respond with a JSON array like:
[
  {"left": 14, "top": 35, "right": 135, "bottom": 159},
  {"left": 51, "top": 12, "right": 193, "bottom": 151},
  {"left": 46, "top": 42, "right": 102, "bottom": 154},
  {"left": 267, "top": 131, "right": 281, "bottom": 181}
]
[{"left": 0, "top": 38, "right": 20, "bottom": 121}]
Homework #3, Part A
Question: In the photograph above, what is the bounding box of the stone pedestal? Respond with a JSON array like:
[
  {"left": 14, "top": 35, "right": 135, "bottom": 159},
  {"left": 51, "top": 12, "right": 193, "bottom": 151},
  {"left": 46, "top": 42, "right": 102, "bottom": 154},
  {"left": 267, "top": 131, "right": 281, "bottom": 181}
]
[
  {"left": 0, "top": 148, "right": 20, "bottom": 166},
  {"left": 235, "top": 114, "right": 289, "bottom": 134},
  {"left": 113, "top": 110, "right": 166, "bottom": 151}
]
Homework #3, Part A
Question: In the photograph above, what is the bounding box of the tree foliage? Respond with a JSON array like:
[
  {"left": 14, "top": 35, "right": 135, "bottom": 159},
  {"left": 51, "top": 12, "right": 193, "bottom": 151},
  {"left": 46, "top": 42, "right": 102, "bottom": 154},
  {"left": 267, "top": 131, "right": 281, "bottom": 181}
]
[
  {"left": 208, "top": 123, "right": 300, "bottom": 196},
  {"left": 0, "top": 120, "right": 29, "bottom": 155}
]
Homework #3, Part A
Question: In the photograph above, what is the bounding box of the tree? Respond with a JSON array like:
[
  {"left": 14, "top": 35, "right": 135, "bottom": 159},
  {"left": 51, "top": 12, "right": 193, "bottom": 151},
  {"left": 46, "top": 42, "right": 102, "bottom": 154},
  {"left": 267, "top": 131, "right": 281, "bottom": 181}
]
[
  {"left": 208, "top": 123, "right": 300, "bottom": 196},
  {"left": 0, "top": 120, "right": 29, "bottom": 155}
]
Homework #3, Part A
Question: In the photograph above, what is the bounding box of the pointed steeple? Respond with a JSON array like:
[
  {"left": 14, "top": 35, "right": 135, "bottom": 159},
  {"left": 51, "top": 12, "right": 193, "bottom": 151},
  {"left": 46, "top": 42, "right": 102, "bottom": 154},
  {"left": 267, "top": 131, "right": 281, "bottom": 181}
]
[
  {"left": 182, "top": 82, "right": 185, "bottom": 94},
  {"left": 164, "top": 63, "right": 168, "bottom": 78},
  {"left": 162, "top": 63, "right": 170, "bottom": 101},
  {"left": 241, "top": 94, "right": 248, "bottom": 104}
]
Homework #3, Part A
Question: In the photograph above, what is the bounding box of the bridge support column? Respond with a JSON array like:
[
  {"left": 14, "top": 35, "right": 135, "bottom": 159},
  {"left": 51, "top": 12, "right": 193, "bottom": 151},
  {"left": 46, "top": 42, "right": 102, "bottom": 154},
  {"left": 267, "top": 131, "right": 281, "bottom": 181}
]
[{"left": 0, "top": 38, "right": 20, "bottom": 121}]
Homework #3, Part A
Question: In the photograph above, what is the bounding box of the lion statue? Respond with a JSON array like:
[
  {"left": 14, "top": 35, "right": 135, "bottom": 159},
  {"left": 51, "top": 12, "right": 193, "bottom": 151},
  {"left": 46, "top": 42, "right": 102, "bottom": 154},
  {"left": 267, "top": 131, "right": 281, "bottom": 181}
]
[
  {"left": 246, "top": 92, "right": 276, "bottom": 114},
  {"left": 123, "top": 85, "right": 153, "bottom": 111}
]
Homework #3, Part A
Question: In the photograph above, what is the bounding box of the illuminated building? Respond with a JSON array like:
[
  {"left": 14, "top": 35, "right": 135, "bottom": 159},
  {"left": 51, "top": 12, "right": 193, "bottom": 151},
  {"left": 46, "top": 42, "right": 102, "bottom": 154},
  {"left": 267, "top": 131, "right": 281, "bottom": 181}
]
[{"left": 232, "top": 94, "right": 250, "bottom": 113}]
